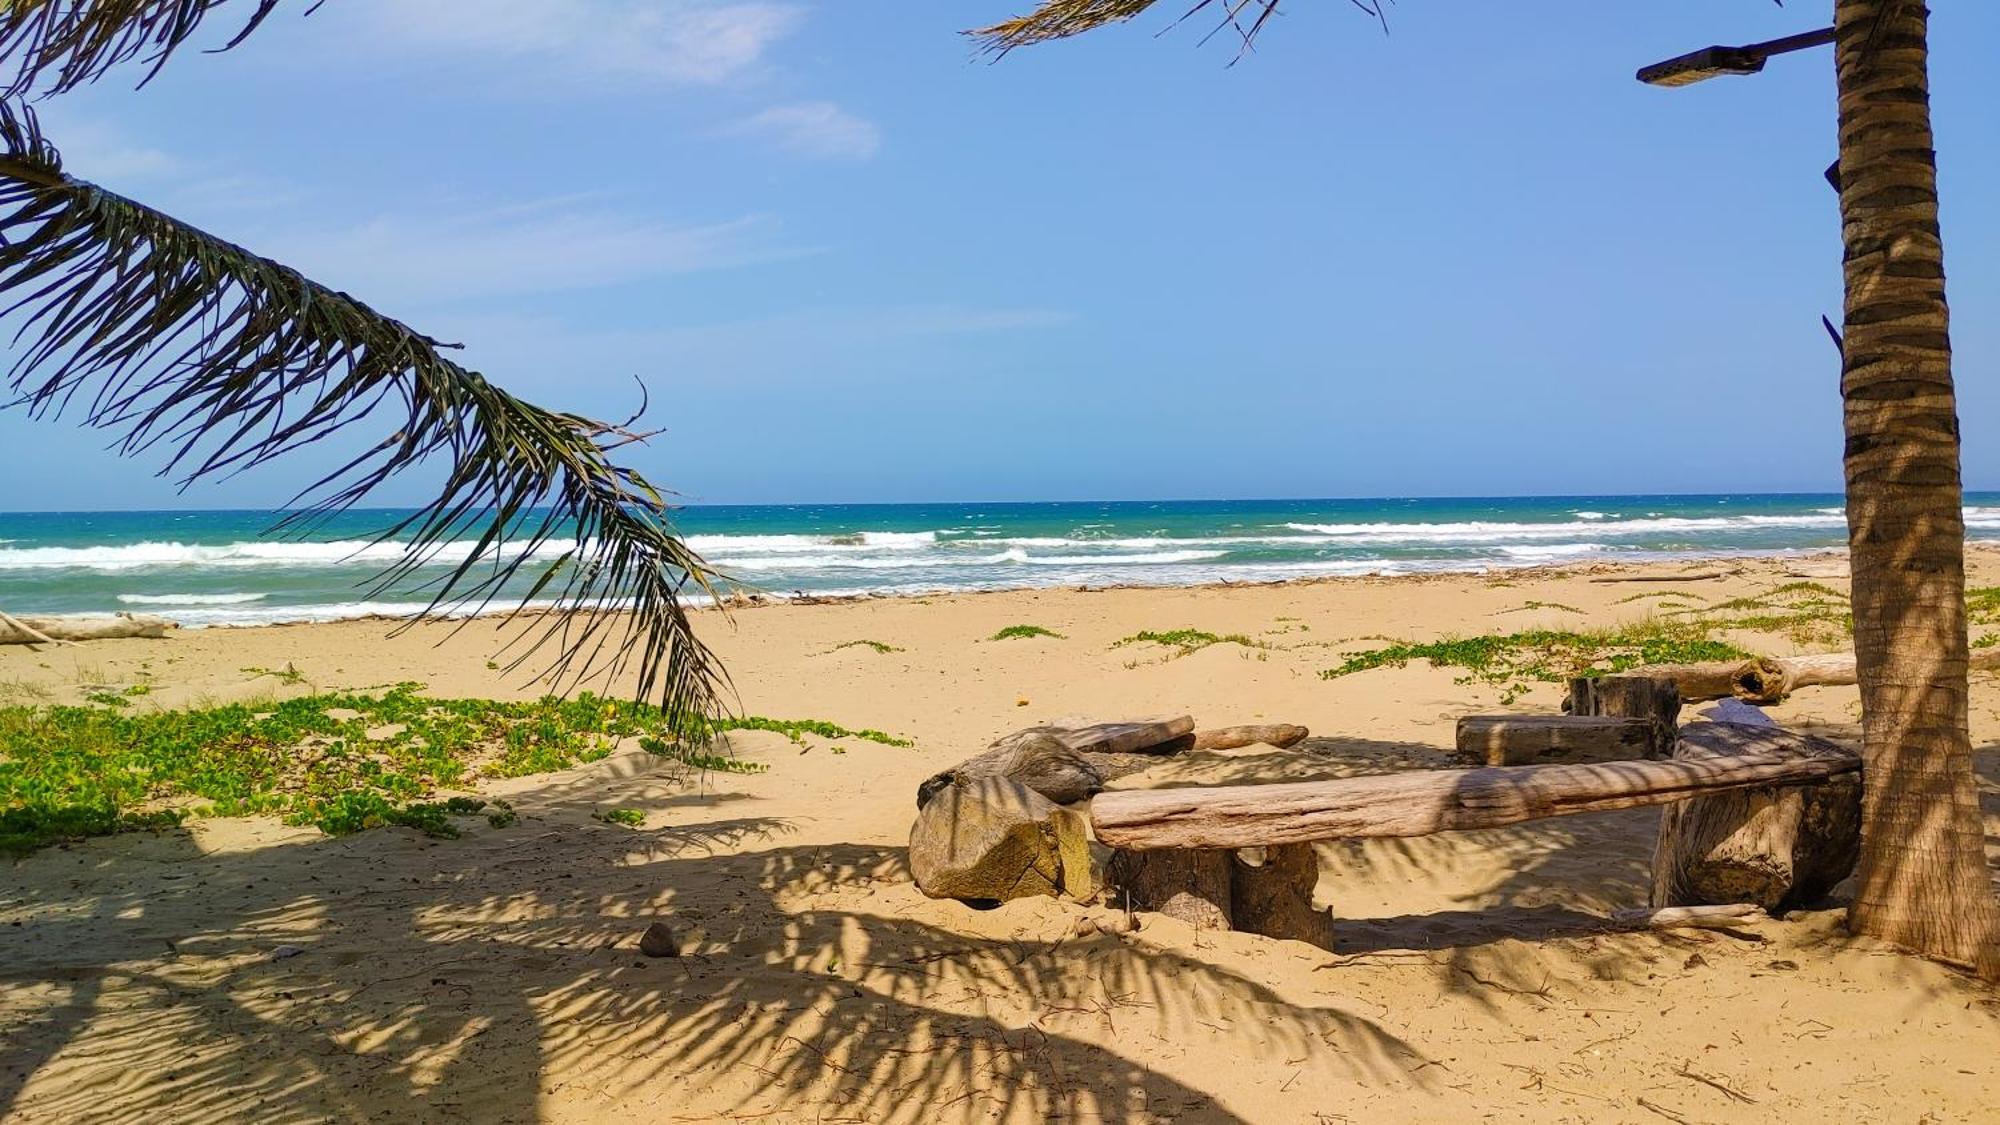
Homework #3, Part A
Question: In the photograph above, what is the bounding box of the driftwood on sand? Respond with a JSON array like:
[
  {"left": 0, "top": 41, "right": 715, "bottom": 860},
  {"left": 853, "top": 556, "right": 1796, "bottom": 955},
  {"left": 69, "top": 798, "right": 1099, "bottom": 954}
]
[
  {"left": 1651, "top": 722, "right": 1860, "bottom": 912},
  {"left": 1191, "top": 724, "right": 1310, "bottom": 752},
  {"left": 0, "top": 611, "right": 174, "bottom": 645},
  {"left": 1089, "top": 751, "right": 1859, "bottom": 851},
  {"left": 1605, "top": 648, "right": 2000, "bottom": 706}
]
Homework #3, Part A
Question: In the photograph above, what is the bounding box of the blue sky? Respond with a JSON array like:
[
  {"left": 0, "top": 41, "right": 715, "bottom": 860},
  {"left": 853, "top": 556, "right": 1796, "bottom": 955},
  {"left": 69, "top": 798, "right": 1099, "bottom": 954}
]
[{"left": 1, "top": 0, "right": 1996, "bottom": 509}]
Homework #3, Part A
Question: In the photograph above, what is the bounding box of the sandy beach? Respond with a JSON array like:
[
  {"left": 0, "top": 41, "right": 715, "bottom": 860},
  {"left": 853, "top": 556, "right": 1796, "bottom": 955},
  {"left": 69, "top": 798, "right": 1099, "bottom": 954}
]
[{"left": 4, "top": 551, "right": 1998, "bottom": 1124}]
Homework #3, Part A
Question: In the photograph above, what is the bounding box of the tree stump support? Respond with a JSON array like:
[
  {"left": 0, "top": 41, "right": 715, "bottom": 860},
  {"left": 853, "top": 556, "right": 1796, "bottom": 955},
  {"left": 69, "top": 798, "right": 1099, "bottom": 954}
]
[
  {"left": 1651, "top": 722, "right": 1861, "bottom": 912},
  {"left": 1105, "top": 842, "right": 1331, "bottom": 947}
]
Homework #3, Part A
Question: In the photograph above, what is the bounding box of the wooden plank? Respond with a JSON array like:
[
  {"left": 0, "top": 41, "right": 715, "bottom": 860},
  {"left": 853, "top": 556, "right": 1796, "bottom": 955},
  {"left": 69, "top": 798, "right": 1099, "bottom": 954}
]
[
  {"left": 1457, "top": 714, "right": 1656, "bottom": 766},
  {"left": 1090, "top": 753, "right": 1860, "bottom": 851}
]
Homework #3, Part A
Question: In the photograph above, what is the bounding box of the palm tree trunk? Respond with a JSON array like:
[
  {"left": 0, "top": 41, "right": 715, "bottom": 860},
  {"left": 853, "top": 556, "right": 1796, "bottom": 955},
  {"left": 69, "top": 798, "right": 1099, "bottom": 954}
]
[{"left": 1833, "top": 0, "right": 1999, "bottom": 976}]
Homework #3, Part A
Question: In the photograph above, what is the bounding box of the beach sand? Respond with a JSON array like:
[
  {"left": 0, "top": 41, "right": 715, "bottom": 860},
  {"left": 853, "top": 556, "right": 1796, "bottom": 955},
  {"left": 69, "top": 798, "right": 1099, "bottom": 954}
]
[{"left": 3, "top": 552, "right": 1997, "bottom": 1123}]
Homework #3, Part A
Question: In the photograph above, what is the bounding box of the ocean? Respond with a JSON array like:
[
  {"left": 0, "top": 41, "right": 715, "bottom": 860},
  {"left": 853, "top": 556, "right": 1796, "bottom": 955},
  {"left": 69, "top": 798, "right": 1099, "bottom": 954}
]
[{"left": 3, "top": 494, "right": 1997, "bottom": 628}]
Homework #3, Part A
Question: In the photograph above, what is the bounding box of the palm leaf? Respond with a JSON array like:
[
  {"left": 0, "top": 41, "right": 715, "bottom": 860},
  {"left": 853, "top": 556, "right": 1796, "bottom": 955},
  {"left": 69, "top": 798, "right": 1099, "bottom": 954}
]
[
  {"left": 0, "top": 0, "right": 291, "bottom": 96},
  {"left": 0, "top": 103, "right": 728, "bottom": 739},
  {"left": 971, "top": 0, "right": 1291, "bottom": 54}
]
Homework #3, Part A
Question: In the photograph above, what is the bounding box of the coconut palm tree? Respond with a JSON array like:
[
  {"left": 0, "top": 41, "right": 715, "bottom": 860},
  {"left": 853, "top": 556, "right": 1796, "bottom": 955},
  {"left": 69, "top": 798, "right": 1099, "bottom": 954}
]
[
  {"left": 971, "top": 0, "right": 1998, "bottom": 974},
  {"left": 1826, "top": 0, "right": 1997, "bottom": 975},
  {"left": 0, "top": 4, "right": 727, "bottom": 739}
]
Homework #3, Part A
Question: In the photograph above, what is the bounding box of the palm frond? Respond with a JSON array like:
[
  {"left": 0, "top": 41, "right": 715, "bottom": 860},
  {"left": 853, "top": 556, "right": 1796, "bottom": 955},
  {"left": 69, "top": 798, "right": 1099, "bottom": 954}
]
[
  {"left": 0, "top": 0, "right": 290, "bottom": 96},
  {"left": 971, "top": 0, "right": 1289, "bottom": 54},
  {"left": 0, "top": 103, "right": 728, "bottom": 739}
]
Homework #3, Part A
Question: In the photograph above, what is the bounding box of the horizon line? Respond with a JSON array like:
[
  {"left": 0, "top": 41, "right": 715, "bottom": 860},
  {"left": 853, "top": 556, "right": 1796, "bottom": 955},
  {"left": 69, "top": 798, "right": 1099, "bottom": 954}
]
[{"left": 9, "top": 488, "right": 2000, "bottom": 517}]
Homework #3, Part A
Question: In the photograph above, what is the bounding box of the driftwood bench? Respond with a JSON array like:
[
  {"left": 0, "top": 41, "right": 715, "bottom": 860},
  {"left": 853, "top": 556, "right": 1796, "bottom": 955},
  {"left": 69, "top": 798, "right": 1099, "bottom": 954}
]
[{"left": 910, "top": 710, "right": 1861, "bottom": 948}]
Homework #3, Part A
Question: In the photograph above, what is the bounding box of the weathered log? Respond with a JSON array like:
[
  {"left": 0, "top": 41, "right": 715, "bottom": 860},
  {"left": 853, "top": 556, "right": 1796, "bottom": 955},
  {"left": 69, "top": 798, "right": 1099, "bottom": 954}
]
[
  {"left": 1104, "top": 848, "right": 1233, "bottom": 929},
  {"left": 1230, "top": 844, "right": 1331, "bottom": 947},
  {"left": 0, "top": 612, "right": 174, "bottom": 645},
  {"left": 1090, "top": 751, "right": 1860, "bottom": 851},
  {"left": 1604, "top": 662, "right": 1766, "bottom": 705},
  {"left": 0, "top": 610, "right": 71, "bottom": 647},
  {"left": 915, "top": 716, "right": 1196, "bottom": 808},
  {"left": 1191, "top": 724, "right": 1310, "bottom": 752},
  {"left": 1614, "top": 649, "right": 2000, "bottom": 706},
  {"left": 1651, "top": 723, "right": 1861, "bottom": 912},
  {"left": 1744, "top": 649, "right": 2000, "bottom": 702},
  {"left": 908, "top": 778, "right": 1093, "bottom": 904},
  {"left": 1457, "top": 715, "right": 1658, "bottom": 767},
  {"left": 1611, "top": 903, "right": 1769, "bottom": 932}
]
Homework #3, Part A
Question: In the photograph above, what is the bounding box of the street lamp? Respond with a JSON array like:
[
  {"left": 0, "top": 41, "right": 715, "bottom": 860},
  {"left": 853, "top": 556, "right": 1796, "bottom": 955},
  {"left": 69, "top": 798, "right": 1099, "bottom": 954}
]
[
  {"left": 1636, "top": 27, "right": 1835, "bottom": 87},
  {"left": 1638, "top": 26, "right": 1842, "bottom": 187}
]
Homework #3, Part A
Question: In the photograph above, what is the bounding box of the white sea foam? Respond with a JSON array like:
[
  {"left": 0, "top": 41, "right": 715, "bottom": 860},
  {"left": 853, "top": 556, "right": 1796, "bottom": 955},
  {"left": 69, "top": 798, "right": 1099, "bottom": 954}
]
[
  {"left": 0, "top": 538, "right": 581, "bottom": 572},
  {"left": 1573, "top": 511, "right": 1609, "bottom": 520},
  {"left": 1020, "top": 549, "right": 1227, "bottom": 566},
  {"left": 1496, "top": 543, "right": 1610, "bottom": 559},
  {"left": 117, "top": 592, "right": 270, "bottom": 606},
  {"left": 1279, "top": 513, "right": 1852, "bottom": 542},
  {"left": 714, "top": 547, "right": 1227, "bottom": 571}
]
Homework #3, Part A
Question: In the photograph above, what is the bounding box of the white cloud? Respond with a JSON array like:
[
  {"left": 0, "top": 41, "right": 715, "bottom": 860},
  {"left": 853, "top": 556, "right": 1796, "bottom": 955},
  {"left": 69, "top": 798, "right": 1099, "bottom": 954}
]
[
  {"left": 261, "top": 203, "right": 815, "bottom": 305},
  {"left": 730, "top": 102, "right": 883, "bottom": 161},
  {"left": 350, "top": 0, "right": 806, "bottom": 87},
  {"left": 43, "top": 118, "right": 178, "bottom": 185}
]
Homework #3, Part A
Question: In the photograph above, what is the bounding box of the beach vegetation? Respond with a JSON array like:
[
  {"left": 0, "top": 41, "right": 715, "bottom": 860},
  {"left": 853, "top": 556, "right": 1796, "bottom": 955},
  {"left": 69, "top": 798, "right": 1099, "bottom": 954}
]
[
  {"left": 592, "top": 807, "right": 646, "bottom": 828},
  {"left": 0, "top": 684, "right": 897, "bottom": 854},
  {"left": 1322, "top": 622, "right": 1749, "bottom": 705},
  {"left": 1114, "top": 628, "right": 1267, "bottom": 656},
  {"left": 1500, "top": 601, "right": 1583, "bottom": 615},
  {"left": 989, "top": 624, "right": 1064, "bottom": 641},
  {"left": 825, "top": 639, "right": 903, "bottom": 655},
  {"left": 0, "top": 680, "right": 51, "bottom": 706},
  {"left": 1613, "top": 590, "right": 1710, "bottom": 605}
]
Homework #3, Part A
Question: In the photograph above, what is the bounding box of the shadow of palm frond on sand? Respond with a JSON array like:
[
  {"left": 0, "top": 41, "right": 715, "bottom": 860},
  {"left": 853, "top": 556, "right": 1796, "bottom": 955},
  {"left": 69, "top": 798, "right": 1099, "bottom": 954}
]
[{"left": 0, "top": 748, "right": 1433, "bottom": 1124}]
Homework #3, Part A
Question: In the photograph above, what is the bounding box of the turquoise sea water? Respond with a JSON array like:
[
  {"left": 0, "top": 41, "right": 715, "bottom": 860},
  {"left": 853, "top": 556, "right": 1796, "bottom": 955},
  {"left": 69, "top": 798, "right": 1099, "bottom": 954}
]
[{"left": 2, "top": 494, "right": 1997, "bottom": 627}]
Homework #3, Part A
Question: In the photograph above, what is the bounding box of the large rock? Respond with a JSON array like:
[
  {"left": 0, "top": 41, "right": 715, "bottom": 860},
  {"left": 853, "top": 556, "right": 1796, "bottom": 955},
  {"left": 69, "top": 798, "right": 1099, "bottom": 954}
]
[
  {"left": 915, "top": 716, "right": 1196, "bottom": 808},
  {"left": 909, "top": 778, "right": 1093, "bottom": 904}
]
